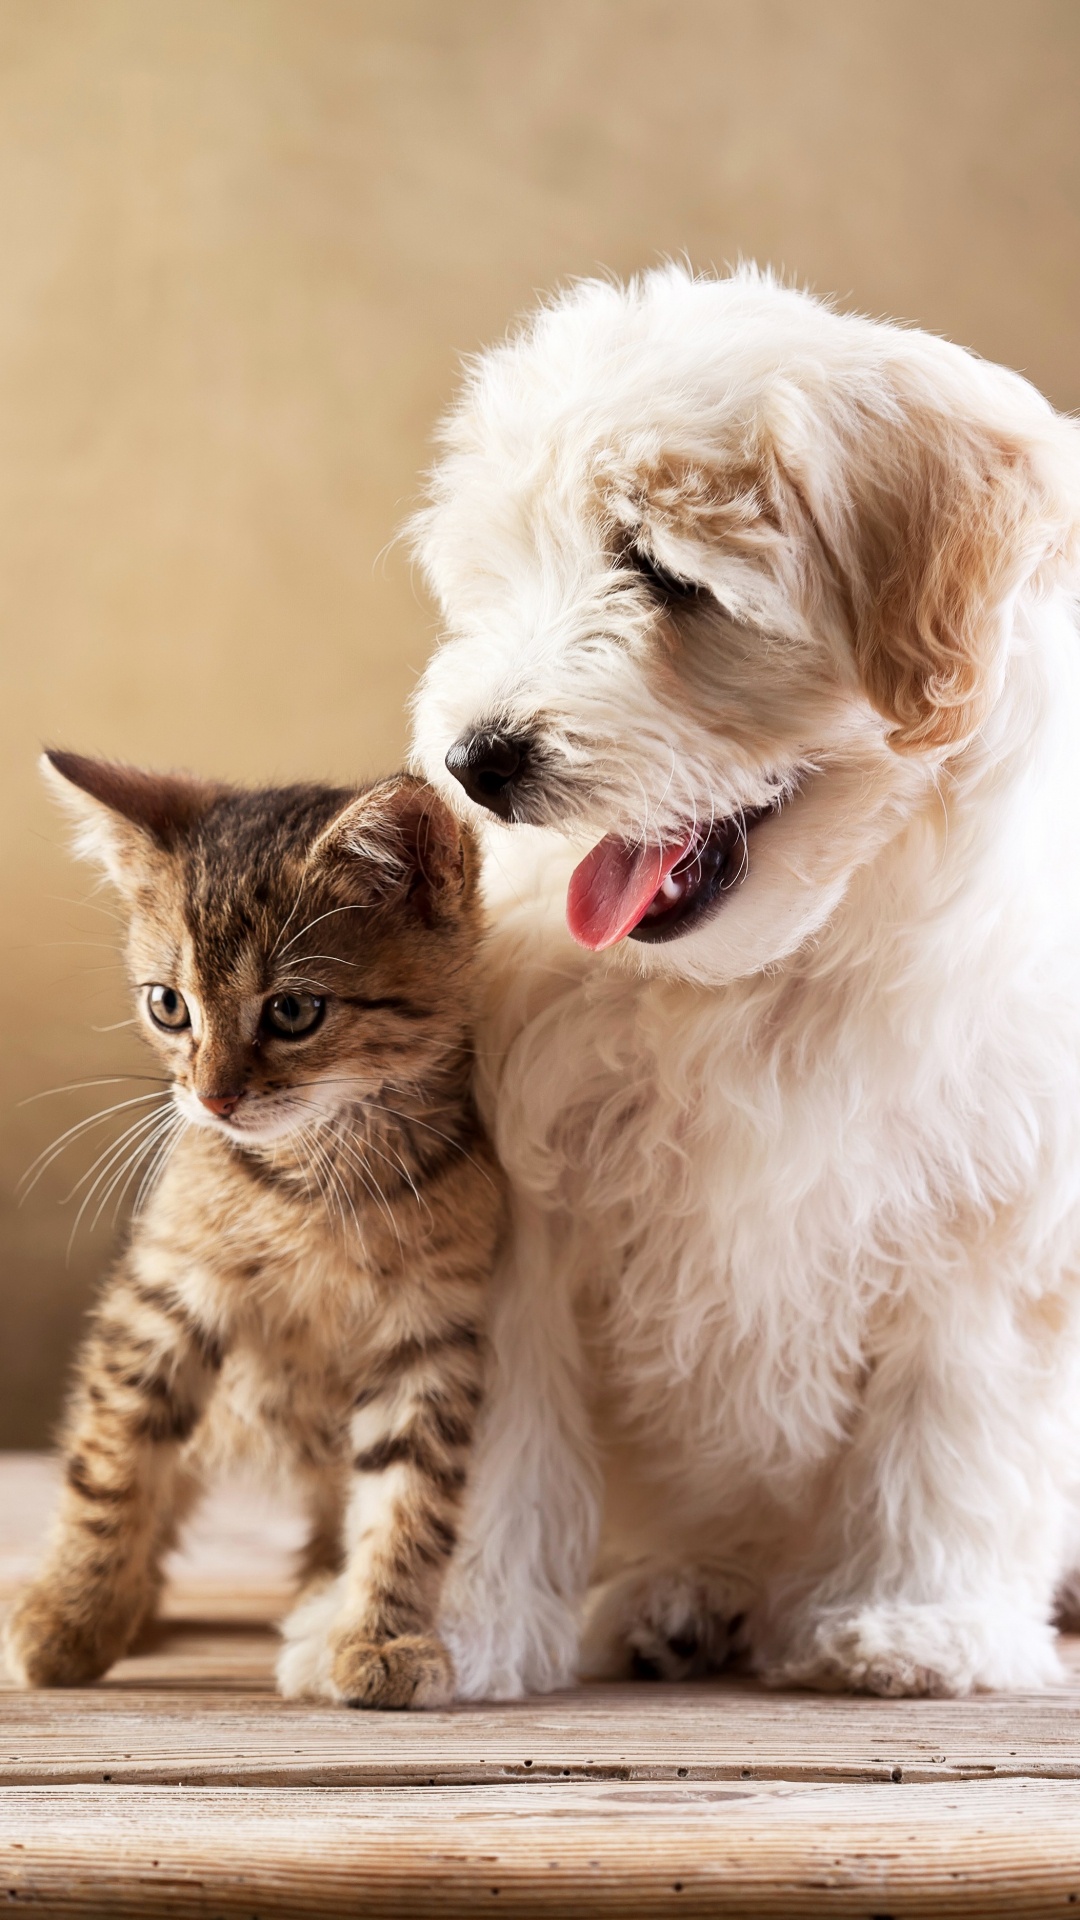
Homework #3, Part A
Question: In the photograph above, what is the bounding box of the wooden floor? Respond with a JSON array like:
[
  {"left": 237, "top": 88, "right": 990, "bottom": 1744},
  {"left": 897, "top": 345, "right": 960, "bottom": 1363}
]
[{"left": 3, "top": 1458, "right": 1080, "bottom": 1915}]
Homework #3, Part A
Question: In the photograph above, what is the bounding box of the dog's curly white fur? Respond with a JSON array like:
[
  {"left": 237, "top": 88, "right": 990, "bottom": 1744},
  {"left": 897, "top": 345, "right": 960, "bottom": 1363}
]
[{"left": 410, "top": 265, "right": 1080, "bottom": 1699}]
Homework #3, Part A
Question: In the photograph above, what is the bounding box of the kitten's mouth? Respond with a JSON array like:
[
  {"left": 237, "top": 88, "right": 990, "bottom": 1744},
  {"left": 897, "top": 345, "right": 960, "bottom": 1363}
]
[
  {"left": 183, "top": 1094, "right": 305, "bottom": 1144},
  {"left": 565, "top": 800, "right": 780, "bottom": 950}
]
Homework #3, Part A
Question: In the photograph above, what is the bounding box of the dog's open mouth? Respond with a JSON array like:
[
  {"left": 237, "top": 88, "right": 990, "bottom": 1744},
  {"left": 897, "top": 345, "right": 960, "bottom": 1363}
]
[{"left": 566, "top": 803, "right": 777, "bottom": 950}]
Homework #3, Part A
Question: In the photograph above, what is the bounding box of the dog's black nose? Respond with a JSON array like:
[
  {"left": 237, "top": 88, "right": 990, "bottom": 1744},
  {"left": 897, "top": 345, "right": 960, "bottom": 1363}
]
[{"left": 445, "top": 730, "right": 530, "bottom": 818}]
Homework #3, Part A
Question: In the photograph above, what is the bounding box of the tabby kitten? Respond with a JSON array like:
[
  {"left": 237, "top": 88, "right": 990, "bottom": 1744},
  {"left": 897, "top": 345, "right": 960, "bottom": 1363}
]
[{"left": 5, "top": 752, "right": 502, "bottom": 1709}]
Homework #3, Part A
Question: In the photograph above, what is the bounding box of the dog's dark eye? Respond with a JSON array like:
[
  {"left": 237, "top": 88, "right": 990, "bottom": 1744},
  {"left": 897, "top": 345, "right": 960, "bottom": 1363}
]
[
  {"left": 264, "top": 993, "right": 325, "bottom": 1038},
  {"left": 626, "top": 545, "right": 705, "bottom": 603}
]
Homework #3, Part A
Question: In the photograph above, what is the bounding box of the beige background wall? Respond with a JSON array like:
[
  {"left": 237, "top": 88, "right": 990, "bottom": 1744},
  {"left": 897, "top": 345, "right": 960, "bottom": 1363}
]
[{"left": 4, "top": 0, "right": 1079, "bottom": 1444}]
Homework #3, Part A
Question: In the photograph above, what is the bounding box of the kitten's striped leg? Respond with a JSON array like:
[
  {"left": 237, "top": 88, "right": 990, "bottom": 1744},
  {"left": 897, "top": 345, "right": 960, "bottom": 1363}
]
[
  {"left": 279, "top": 1318, "right": 484, "bottom": 1709},
  {"left": 4, "top": 1256, "right": 223, "bottom": 1687}
]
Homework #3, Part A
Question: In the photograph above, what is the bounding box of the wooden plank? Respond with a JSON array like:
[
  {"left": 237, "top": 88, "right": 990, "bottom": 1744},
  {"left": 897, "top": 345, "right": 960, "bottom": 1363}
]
[
  {"left": 3, "top": 1456, "right": 1080, "bottom": 1792},
  {"left": 3, "top": 1645, "right": 1080, "bottom": 1787},
  {"left": 3, "top": 1453, "right": 1080, "bottom": 1910},
  {"left": 3, "top": 1780, "right": 1080, "bottom": 1917}
]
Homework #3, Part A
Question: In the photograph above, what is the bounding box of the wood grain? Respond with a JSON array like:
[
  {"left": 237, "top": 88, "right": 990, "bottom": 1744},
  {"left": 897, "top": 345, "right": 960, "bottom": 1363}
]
[
  {"left": 3, "top": 1455, "right": 1080, "bottom": 1914},
  {"left": 4, "top": 1650, "right": 1080, "bottom": 1787},
  {"left": 3, "top": 1781, "right": 1080, "bottom": 1917}
]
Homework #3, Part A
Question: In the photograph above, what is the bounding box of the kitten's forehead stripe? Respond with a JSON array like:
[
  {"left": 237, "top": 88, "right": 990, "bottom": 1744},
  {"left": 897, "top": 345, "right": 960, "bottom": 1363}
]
[{"left": 180, "top": 785, "right": 356, "bottom": 977}]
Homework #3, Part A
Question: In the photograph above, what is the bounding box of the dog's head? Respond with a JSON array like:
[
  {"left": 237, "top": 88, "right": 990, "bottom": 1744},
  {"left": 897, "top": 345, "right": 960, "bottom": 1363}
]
[{"left": 411, "top": 267, "right": 1080, "bottom": 983}]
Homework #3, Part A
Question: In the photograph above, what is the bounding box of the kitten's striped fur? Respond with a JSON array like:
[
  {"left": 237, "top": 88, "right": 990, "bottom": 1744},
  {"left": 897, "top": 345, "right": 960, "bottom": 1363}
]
[{"left": 5, "top": 755, "right": 502, "bottom": 1708}]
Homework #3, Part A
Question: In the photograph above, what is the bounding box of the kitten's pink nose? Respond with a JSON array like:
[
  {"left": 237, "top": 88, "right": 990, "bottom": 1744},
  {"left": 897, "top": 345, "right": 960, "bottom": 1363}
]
[{"left": 198, "top": 1091, "right": 243, "bottom": 1118}]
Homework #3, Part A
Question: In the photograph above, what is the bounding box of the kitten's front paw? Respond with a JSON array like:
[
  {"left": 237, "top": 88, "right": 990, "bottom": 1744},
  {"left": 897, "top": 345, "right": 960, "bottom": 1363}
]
[
  {"left": 330, "top": 1630, "right": 455, "bottom": 1710},
  {"left": 277, "top": 1583, "right": 455, "bottom": 1708},
  {"left": 767, "top": 1600, "right": 1063, "bottom": 1698},
  {"left": 4, "top": 1586, "right": 131, "bottom": 1688}
]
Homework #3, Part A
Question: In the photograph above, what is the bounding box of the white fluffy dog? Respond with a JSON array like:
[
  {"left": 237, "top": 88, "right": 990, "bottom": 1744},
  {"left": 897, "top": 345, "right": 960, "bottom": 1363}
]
[{"left": 409, "top": 265, "right": 1080, "bottom": 1700}]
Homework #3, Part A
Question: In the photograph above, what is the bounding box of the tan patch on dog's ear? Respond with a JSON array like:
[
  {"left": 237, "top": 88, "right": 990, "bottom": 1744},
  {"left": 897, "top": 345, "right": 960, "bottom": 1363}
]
[
  {"left": 606, "top": 443, "right": 787, "bottom": 562},
  {"left": 641, "top": 451, "right": 784, "bottom": 548},
  {"left": 604, "top": 397, "right": 1078, "bottom": 759},
  {"left": 838, "top": 394, "right": 1075, "bottom": 755}
]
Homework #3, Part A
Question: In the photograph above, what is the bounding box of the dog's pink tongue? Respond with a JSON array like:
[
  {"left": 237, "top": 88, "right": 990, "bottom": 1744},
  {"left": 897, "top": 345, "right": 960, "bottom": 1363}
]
[{"left": 567, "top": 834, "right": 693, "bottom": 950}]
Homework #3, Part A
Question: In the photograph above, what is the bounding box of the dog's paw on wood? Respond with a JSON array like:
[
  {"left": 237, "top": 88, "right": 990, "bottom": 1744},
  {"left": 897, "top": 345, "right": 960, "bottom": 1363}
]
[
  {"left": 581, "top": 1559, "right": 753, "bottom": 1682},
  {"left": 766, "top": 1599, "right": 1063, "bottom": 1699}
]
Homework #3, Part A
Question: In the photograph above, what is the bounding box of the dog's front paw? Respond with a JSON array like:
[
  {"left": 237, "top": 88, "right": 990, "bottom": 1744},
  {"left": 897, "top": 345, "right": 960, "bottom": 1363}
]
[
  {"left": 4, "top": 1585, "right": 133, "bottom": 1688},
  {"left": 581, "top": 1559, "right": 754, "bottom": 1682},
  {"left": 439, "top": 1558, "right": 578, "bottom": 1700},
  {"left": 330, "top": 1630, "right": 454, "bottom": 1710},
  {"left": 768, "top": 1600, "right": 1063, "bottom": 1698}
]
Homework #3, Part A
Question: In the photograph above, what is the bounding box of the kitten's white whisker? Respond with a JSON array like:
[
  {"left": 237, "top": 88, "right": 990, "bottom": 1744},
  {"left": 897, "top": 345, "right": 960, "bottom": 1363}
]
[
  {"left": 63, "top": 1108, "right": 173, "bottom": 1213},
  {"left": 343, "top": 1128, "right": 429, "bottom": 1218},
  {"left": 132, "top": 1115, "right": 186, "bottom": 1218},
  {"left": 303, "top": 1124, "right": 346, "bottom": 1234},
  {"left": 332, "top": 1120, "right": 428, "bottom": 1225},
  {"left": 21, "top": 941, "right": 123, "bottom": 953},
  {"left": 281, "top": 953, "right": 364, "bottom": 971},
  {"left": 357, "top": 1135, "right": 427, "bottom": 1212},
  {"left": 287, "top": 1123, "right": 319, "bottom": 1211},
  {"left": 45, "top": 893, "right": 126, "bottom": 927},
  {"left": 324, "top": 1142, "right": 364, "bottom": 1242},
  {"left": 293, "top": 1124, "right": 326, "bottom": 1217},
  {"left": 270, "top": 871, "right": 314, "bottom": 958},
  {"left": 304, "top": 1125, "right": 354, "bottom": 1239},
  {"left": 292, "top": 1125, "right": 322, "bottom": 1208},
  {"left": 358, "top": 1099, "right": 496, "bottom": 1187},
  {"left": 277, "top": 903, "right": 369, "bottom": 957},
  {"left": 20, "top": 1075, "right": 170, "bottom": 1107},
  {"left": 19, "top": 1092, "right": 173, "bottom": 1198},
  {"left": 110, "top": 1109, "right": 184, "bottom": 1221},
  {"left": 64, "top": 1111, "right": 176, "bottom": 1252},
  {"left": 317, "top": 1117, "right": 400, "bottom": 1247},
  {"left": 349, "top": 1157, "right": 402, "bottom": 1249},
  {"left": 51, "top": 1108, "right": 173, "bottom": 1207},
  {"left": 91, "top": 1112, "right": 182, "bottom": 1234},
  {"left": 284, "top": 1090, "right": 447, "bottom": 1219},
  {"left": 280, "top": 1079, "right": 476, "bottom": 1139}
]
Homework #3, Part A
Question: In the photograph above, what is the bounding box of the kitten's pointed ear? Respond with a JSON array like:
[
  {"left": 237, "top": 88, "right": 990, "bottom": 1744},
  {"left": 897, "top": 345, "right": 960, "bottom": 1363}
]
[
  {"left": 311, "top": 775, "right": 472, "bottom": 923},
  {"left": 41, "top": 750, "right": 216, "bottom": 890}
]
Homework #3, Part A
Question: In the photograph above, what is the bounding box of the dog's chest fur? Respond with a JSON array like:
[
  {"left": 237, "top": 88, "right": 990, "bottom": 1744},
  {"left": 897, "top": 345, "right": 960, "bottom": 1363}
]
[{"left": 495, "top": 907, "right": 1080, "bottom": 1541}]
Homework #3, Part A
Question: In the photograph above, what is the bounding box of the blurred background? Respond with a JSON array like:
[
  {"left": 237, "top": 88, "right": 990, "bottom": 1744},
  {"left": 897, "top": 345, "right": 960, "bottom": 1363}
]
[{"left": 3, "top": 0, "right": 1079, "bottom": 1444}]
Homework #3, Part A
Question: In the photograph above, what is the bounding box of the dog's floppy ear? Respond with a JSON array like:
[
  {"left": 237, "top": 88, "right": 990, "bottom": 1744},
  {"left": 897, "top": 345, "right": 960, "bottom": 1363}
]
[{"left": 826, "top": 382, "right": 1080, "bottom": 755}]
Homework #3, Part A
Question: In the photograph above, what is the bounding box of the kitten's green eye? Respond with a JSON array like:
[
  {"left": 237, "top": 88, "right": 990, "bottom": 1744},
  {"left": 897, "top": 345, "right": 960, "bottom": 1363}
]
[
  {"left": 147, "top": 985, "right": 190, "bottom": 1031},
  {"left": 264, "top": 992, "right": 325, "bottom": 1038}
]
